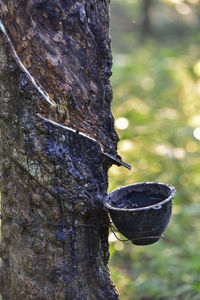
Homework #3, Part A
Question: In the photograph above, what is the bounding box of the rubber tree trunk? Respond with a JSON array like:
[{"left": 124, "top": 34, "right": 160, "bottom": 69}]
[{"left": 0, "top": 1, "right": 119, "bottom": 299}]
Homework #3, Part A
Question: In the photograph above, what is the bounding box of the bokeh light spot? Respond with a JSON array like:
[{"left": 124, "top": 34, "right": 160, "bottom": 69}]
[
  {"left": 173, "top": 148, "right": 186, "bottom": 160},
  {"left": 109, "top": 232, "right": 117, "bottom": 243},
  {"left": 115, "top": 117, "right": 129, "bottom": 130},
  {"left": 171, "top": 0, "right": 182, "bottom": 3},
  {"left": 193, "top": 127, "right": 200, "bottom": 140},
  {"left": 175, "top": 3, "right": 191, "bottom": 15},
  {"left": 119, "top": 139, "right": 134, "bottom": 152},
  {"left": 194, "top": 61, "right": 200, "bottom": 77},
  {"left": 186, "top": 141, "right": 198, "bottom": 152}
]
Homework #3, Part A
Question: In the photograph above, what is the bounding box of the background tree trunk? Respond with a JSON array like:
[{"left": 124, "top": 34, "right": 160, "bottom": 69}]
[
  {"left": 0, "top": 1, "right": 119, "bottom": 299},
  {"left": 141, "top": 0, "right": 153, "bottom": 37}
]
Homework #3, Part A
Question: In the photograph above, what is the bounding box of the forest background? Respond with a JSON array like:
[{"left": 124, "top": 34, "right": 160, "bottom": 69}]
[{"left": 109, "top": 0, "right": 200, "bottom": 299}]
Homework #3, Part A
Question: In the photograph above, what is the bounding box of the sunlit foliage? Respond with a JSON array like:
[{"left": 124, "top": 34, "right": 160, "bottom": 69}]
[{"left": 109, "top": 0, "right": 200, "bottom": 299}]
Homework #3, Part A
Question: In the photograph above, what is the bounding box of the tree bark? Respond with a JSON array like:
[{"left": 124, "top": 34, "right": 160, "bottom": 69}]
[
  {"left": 0, "top": 0, "right": 119, "bottom": 151},
  {"left": 0, "top": 1, "right": 119, "bottom": 299}
]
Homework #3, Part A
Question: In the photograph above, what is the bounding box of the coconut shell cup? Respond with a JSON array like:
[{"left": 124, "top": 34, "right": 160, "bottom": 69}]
[{"left": 104, "top": 182, "right": 176, "bottom": 246}]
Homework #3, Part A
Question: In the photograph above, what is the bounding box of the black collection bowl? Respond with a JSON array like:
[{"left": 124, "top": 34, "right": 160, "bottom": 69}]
[{"left": 104, "top": 182, "right": 176, "bottom": 246}]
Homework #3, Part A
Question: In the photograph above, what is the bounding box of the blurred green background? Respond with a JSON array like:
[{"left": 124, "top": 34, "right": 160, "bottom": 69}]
[{"left": 108, "top": 0, "right": 200, "bottom": 299}]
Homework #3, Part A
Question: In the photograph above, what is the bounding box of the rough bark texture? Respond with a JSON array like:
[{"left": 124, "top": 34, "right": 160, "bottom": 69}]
[
  {"left": 0, "top": 0, "right": 118, "bottom": 151},
  {"left": 0, "top": 1, "right": 119, "bottom": 299}
]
